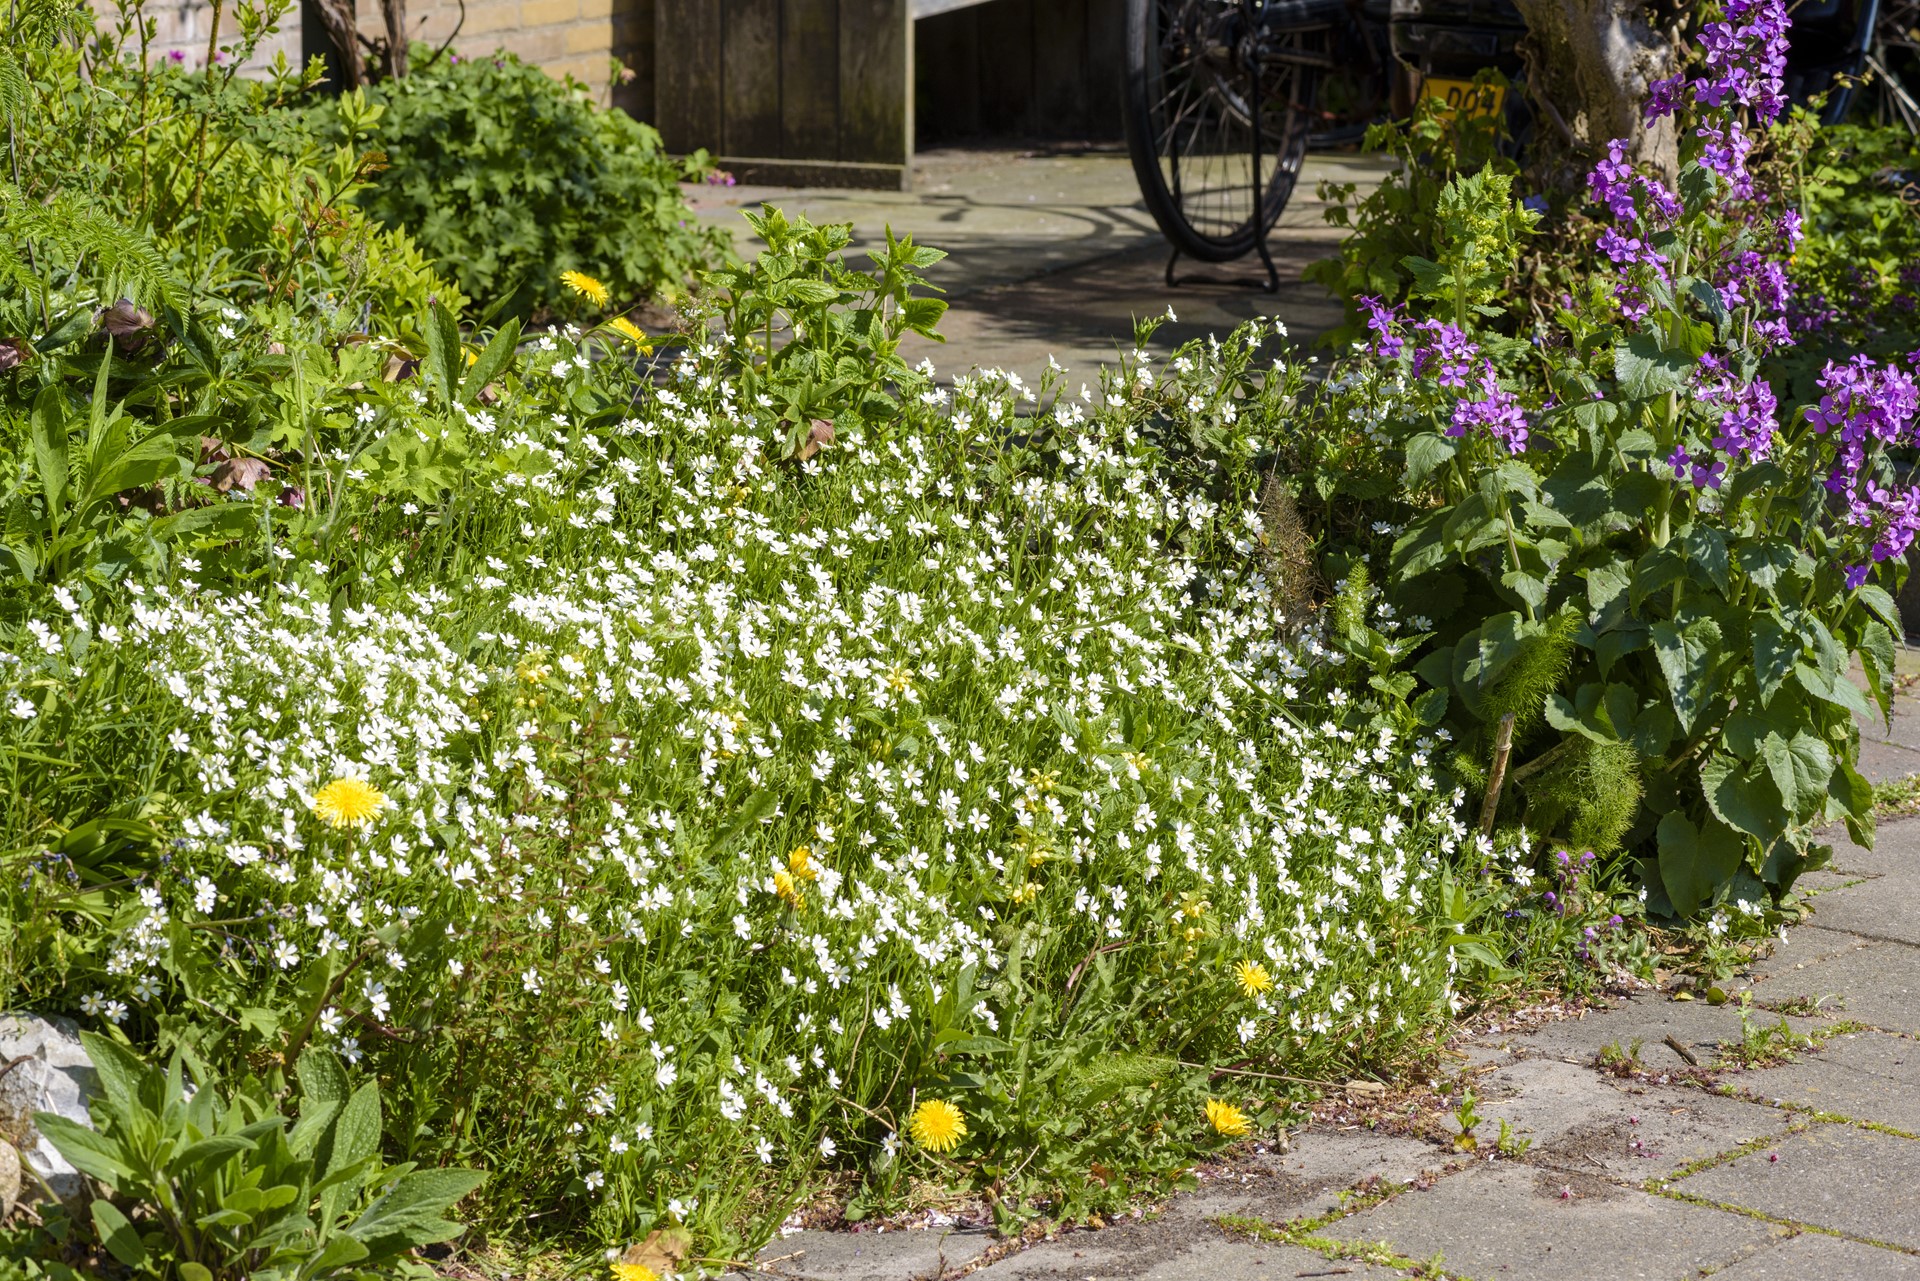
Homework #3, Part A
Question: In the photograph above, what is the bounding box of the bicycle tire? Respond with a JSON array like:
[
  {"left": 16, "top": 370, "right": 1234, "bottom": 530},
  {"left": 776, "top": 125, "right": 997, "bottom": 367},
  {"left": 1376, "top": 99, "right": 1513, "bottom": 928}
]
[{"left": 1122, "top": 0, "right": 1334, "bottom": 263}]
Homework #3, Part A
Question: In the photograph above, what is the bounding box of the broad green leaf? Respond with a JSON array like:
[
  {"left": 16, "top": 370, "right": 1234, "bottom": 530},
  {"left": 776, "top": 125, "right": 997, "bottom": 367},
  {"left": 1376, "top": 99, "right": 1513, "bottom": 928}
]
[
  {"left": 1614, "top": 333, "right": 1691, "bottom": 398},
  {"left": 460, "top": 317, "right": 522, "bottom": 404},
  {"left": 78, "top": 1031, "right": 148, "bottom": 1120},
  {"left": 34, "top": 1113, "right": 132, "bottom": 1183},
  {"left": 327, "top": 1081, "right": 381, "bottom": 1176},
  {"left": 1734, "top": 539, "right": 1798, "bottom": 591},
  {"left": 177, "top": 1134, "right": 256, "bottom": 1174},
  {"left": 1793, "top": 663, "right": 1872, "bottom": 718},
  {"left": 1760, "top": 730, "right": 1833, "bottom": 817},
  {"left": 1403, "top": 432, "right": 1457, "bottom": 488},
  {"left": 1656, "top": 811, "right": 1745, "bottom": 917},
  {"left": 1702, "top": 753, "right": 1787, "bottom": 842},
  {"left": 1681, "top": 524, "right": 1729, "bottom": 595},
  {"left": 29, "top": 385, "right": 69, "bottom": 516},
  {"left": 1751, "top": 614, "right": 1798, "bottom": 706},
  {"left": 1858, "top": 583, "right": 1903, "bottom": 634},
  {"left": 1650, "top": 615, "right": 1723, "bottom": 732},
  {"left": 92, "top": 1198, "right": 146, "bottom": 1267}
]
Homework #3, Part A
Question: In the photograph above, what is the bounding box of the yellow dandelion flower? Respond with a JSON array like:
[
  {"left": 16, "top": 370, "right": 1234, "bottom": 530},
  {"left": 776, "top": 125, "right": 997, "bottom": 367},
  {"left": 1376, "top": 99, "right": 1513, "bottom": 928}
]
[
  {"left": 607, "top": 316, "right": 651, "bottom": 350},
  {"left": 610, "top": 1265, "right": 658, "bottom": 1281},
  {"left": 1233, "top": 959, "right": 1273, "bottom": 998},
  {"left": 885, "top": 666, "right": 914, "bottom": 693},
  {"left": 788, "top": 846, "right": 818, "bottom": 882},
  {"left": 1205, "top": 1098, "right": 1251, "bottom": 1137},
  {"left": 311, "top": 777, "right": 387, "bottom": 830},
  {"left": 560, "top": 270, "right": 610, "bottom": 307},
  {"left": 773, "top": 869, "right": 805, "bottom": 911},
  {"left": 908, "top": 1099, "right": 967, "bottom": 1153}
]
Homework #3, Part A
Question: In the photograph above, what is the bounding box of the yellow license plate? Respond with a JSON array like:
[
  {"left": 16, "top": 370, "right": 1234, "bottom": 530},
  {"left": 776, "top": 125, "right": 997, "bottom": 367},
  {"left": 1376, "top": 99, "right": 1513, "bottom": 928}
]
[{"left": 1422, "top": 77, "right": 1506, "bottom": 120}]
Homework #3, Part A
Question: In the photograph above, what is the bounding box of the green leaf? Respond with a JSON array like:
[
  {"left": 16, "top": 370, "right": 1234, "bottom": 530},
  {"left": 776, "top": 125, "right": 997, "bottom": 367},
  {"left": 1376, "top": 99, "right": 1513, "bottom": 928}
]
[
  {"left": 1614, "top": 333, "right": 1692, "bottom": 398},
  {"left": 1735, "top": 539, "right": 1798, "bottom": 592},
  {"left": 29, "top": 385, "right": 69, "bottom": 515},
  {"left": 179, "top": 1265, "right": 213, "bottom": 1281},
  {"left": 1858, "top": 583, "right": 1903, "bottom": 634},
  {"left": 421, "top": 302, "right": 462, "bottom": 404},
  {"left": 1793, "top": 663, "right": 1872, "bottom": 718},
  {"left": 34, "top": 1113, "right": 132, "bottom": 1184},
  {"left": 461, "top": 318, "right": 522, "bottom": 403},
  {"left": 1830, "top": 759, "right": 1874, "bottom": 829},
  {"left": 177, "top": 1134, "right": 256, "bottom": 1175},
  {"left": 78, "top": 1031, "right": 147, "bottom": 1120},
  {"left": 1403, "top": 432, "right": 1457, "bottom": 488},
  {"left": 1650, "top": 615, "right": 1724, "bottom": 732},
  {"left": 1702, "top": 753, "right": 1787, "bottom": 842},
  {"left": 327, "top": 1081, "right": 381, "bottom": 1177},
  {"left": 1760, "top": 730, "right": 1833, "bottom": 818},
  {"left": 1751, "top": 613, "right": 1799, "bottom": 706},
  {"left": 92, "top": 1199, "right": 146, "bottom": 1268},
  {"left": 1681, "top": 524, "right": 1729, "bottom": 595},
  {"left": 1656, "top": 811, "right": 1745, "bottom": 917}
]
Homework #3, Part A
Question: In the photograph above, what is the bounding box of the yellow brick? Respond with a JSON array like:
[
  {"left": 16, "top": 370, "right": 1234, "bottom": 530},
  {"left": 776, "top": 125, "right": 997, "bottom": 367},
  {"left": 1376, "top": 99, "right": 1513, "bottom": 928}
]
[
  {"left": 518, "top": 0, "right": 579, "bottom": 29},
  {"left": 577, "top": 0, "right": 614, "bottom": 21},
  {"left": 505, "top": 27, "right": 564, "bottom": 62},
  {"left": 461, "top": 1, "right": 522, "bottom": 36},
  {"left": 563, "top": 22, "right": 613, "bottom": 54}
]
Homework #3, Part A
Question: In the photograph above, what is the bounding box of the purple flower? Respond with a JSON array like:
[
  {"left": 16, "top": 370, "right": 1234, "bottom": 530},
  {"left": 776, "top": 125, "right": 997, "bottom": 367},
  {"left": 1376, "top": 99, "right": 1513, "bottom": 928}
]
[
  {"left": 1644, "top": 74, "right": 1686, "bottom": 123},
  {"left": 1588, "top": 139, "right": 1638, "bottom": 221},
  {"left": 1449, "top": 364, "right": 1529, "bottom": 454},
  {"left": 1358, "top": 295, "right": 1404, "bottom": 361},
  {"left": 1411, "top": 320, "right": 1480, "bottom": 388}
]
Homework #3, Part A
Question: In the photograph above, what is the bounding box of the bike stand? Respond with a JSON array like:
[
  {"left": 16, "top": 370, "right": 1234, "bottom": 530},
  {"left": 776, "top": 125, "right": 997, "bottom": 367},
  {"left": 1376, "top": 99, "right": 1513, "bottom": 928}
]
[{"left": 1164, "top": 240, "right": 1281, "bottom": 294}]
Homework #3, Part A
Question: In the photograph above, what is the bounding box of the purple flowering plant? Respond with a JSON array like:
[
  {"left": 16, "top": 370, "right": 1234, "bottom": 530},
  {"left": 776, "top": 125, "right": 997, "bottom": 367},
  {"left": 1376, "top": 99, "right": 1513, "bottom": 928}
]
[{"left": 1351, "top": 0, "right": 1915, "bottom": 920}]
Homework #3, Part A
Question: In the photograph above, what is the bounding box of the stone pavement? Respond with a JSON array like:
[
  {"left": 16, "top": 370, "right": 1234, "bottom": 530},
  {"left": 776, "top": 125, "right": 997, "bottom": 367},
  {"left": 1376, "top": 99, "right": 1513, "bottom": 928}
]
[
  {"left": 686, "top": 146, "right": 1389, "bottom": 383},
  {"left": 738, "top": 680, "right": 1920, "bottom": 1279}
]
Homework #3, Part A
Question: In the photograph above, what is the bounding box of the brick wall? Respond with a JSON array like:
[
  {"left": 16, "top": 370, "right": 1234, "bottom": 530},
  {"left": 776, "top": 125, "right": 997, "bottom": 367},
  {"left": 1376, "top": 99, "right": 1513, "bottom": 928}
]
[{"left": 121, "top": 0, "right": 655, "bottom": 117}]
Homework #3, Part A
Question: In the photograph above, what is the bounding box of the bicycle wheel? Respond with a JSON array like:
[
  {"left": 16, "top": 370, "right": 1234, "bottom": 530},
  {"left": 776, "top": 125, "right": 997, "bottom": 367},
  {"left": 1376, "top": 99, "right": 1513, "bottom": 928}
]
[{"left": 1123, "top": 0, "right": 1339, "bottom": 263}]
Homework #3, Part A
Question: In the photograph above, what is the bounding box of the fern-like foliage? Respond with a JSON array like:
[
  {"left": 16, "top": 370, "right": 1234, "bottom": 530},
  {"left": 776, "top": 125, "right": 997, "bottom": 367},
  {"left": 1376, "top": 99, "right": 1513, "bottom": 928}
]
[
  {"left": 1522, "top": 737, "right": 1643, "bottom": 858},
  {"left": 0, "top": 183, "right": 181, "bottom": 311},
  {"left": 7, "top": 0, "right": 89, "bottom": 50},
  {"left": 1480, "top": 608, "right": 1580, "bottom": 746}
]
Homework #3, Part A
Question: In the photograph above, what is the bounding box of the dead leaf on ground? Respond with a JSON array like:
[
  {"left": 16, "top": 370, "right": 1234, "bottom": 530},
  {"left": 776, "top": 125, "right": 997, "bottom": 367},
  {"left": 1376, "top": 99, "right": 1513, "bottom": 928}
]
[
  {"left": 619, "top": 1224, "right": 693, "bottom": 1276},
  {"left": 796, "top": 418, "right": 834, "bottom": 462},
  {"left": 211, "top": 457, "right": 273, "bottom": 494}
]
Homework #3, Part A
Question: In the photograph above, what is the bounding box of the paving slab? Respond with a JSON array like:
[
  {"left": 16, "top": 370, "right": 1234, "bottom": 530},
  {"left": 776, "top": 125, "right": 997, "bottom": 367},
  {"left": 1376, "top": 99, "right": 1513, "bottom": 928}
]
[
  {"left": 1487, "top": 993, "right": 1816, "bottom": 1069},
  {"left": 1800, "top": 868, "right": 1920, "bottom": 945},
  {"left": 753, "top": 1226, "right": 991, "bottom": 1280},
  {"left": 1181, "top": 1130, "right": 1454, "bottom": 1227},
  {"left": 1707, "top": 1232, "right": 1920, "bottom": 1280},
  {"left": 1749, "top": 938, "right": 1920, "bottom": 1035},
  {"left": 1521, "top": 1083, "right": 1793, "bottom": 1180},
  {"left": 972, "top": 1231, "right": 1405, "bottom": 1280},
  {"left": 1672, "top": 1122, "right": 1920, "bottom": 1249},
  {"left": 1332, "top": 1163, "right": 1780, "bottom": 1281},
  {"left": 686, "top": 147, "right": 1389, "bottom": 385},
  {"left": 1728, "top": 1030, "right": 1920, "bottom": 1133},
  {"left": 1825, "top": 820, "right": 1920, "bottom": 880}
]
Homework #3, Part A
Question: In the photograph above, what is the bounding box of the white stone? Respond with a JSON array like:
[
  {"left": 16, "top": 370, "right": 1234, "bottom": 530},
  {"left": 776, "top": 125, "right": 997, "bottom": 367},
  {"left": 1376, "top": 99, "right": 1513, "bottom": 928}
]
[{"left": 0, "top": 1012, "right": 99, "bottom": 1203}]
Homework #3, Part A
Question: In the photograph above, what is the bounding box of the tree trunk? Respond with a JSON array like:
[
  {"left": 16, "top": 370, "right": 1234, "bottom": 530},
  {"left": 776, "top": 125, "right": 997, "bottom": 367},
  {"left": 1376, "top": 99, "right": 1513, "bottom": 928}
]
[
  {"left": 312, "top": 0, "right": 365, "bottom": 91},
  {"left": 381, "top": 0, "right": 410, "bottom": 79},
  {"left": 1511, "top": 0, "right": 1681, "bottom": 181}
]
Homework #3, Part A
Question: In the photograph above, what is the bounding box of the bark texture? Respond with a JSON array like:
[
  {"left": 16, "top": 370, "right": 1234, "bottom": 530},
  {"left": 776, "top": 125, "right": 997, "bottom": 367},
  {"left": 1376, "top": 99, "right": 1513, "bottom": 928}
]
[{"left": 1512, "top": 0, "right": 1681, "bottom": 179}]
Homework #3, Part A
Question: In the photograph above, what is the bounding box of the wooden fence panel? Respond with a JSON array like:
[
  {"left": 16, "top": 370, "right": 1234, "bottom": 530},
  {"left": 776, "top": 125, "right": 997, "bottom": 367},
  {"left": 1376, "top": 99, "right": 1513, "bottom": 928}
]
[
  {"left": 840, "top": 0, "right": 910, "bottom": 163},
  {"left": 781, "top": 0, "right": 842, "bottom": 157},
  {"left": 722, "top": 0, "right": 783, "bottom": 157}
]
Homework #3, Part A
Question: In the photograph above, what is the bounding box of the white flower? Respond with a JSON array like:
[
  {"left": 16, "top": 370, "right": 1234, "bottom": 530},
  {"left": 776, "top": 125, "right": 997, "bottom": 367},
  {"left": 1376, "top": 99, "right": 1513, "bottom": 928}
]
[
  {"left": 818, "top": 1135, "right": 837, "bottom": 1159},
  {"left": 9, "top": 697, "right": 34, "bottom": 721}
]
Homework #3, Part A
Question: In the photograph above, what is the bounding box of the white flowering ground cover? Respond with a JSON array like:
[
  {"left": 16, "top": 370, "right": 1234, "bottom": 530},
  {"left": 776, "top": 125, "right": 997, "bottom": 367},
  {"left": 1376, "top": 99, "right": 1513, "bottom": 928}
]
[{"left": 1, "top": 320, "right": 1491, "bottom": 1258}]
